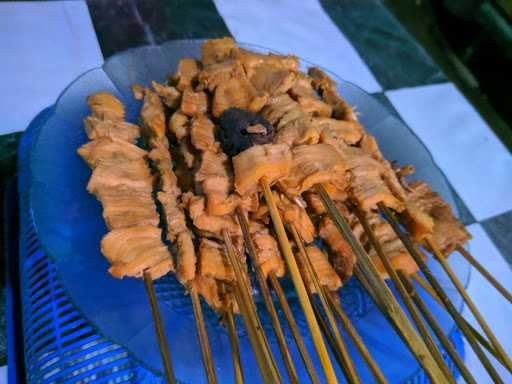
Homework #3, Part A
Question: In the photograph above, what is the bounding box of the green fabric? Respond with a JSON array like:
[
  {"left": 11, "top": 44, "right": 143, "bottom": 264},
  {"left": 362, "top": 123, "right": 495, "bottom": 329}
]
[
  {"left": 88, "top": 0, "right": 231, "bottom": 58},
  {"left": 0, "top": 132, "right": 21, "bottom": 186},
  {"left": 321, "top": 0, "right": 447, "bottom": 90}
]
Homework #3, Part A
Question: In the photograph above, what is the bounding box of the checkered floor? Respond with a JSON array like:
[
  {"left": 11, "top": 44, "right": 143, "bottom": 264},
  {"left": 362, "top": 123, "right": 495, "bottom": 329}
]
[{"left": 1, "top": 1, "right": 511, "bottom": 382}]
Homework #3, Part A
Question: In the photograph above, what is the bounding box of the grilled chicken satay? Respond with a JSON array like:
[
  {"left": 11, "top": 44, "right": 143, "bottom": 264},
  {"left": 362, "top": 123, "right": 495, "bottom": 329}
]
[{"left": 78, "top": 92, "right": 174, "bottom": 280}]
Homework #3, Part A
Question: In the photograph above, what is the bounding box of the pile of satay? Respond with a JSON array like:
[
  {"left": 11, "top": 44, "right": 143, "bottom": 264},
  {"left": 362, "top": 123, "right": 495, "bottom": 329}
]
[{"left": 77, "top": 38, "right": 511, "bottom": 384}]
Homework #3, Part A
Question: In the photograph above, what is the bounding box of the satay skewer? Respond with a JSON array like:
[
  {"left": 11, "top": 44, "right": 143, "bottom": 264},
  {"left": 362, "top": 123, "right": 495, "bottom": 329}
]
[
  {"left": 379, "top": 203, "right": 505, "bottom": 383},
  {"left": 426, "top": 238, "right": 512, "bottom": 371},
  {"left": 412, "top": 274, "right": 506, "bottom": 366},
  {"left": 190, "top": 287, "right": 218, "bottom": 384},
  {"left": 323, "top": 289, "right": 387, "bottom": 384},
  {"left": 350, "top": 206, "right": 455, "bottom": 383},
  {"left": 455, "top": 245, "right": 512, "bottom": 304},
  {"left": 316, "top": 184, "right": 449, "bottom": 384},
  {"left": 235, "top": 208, "right": 299, "bottom": 383},
  {"left": 289, "top": 224, "right": 360, "bottom": 383},
  {"left": 225, "top": 308, "right": 244, "bottom": 384},
  {"left": 260, "top": 177, "right": 338, "bottom": 384},
  {"left": 222, "top": 229, "right": 283, "bottom": 384},
  {"left": 143, "top": 271, "right": 176, "bottom": 384},
  {"left": 268, "top": 272, "right": 322, "bottom": 384},
  {"left": 396, "top": 271, "right": 477, "bottom": 384}
]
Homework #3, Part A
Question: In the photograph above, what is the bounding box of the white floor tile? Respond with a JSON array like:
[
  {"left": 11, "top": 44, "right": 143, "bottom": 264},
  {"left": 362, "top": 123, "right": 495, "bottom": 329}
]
[
  {"left": 460, "top": 224, "right": 512, "bottom": 383},
  {"left": 0, "top": 1, "right": 103, "bottom": 135},
  {"left": 213, "top": 0, "right": 381, "bottom": 93},
  {"left": 386, "top": 83, "right": 512, "bottom": 221}
]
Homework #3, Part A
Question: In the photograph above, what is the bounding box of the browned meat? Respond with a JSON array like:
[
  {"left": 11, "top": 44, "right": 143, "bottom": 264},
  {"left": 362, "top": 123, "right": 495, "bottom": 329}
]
[
  {"left": 198, "top": 238, "right": 234, "bottom": 282},
  {"left": 193, "top": 275, "right": 223, "bottom": 310},
  {"left": 198, "top": 60, "right": 246, "bottom": 92},
  {"left": 275, "top": 117, "right": 363, "bottom": 147},
  {"left": 307, "top": 67, "right": 358, "bottom": 122},
  {"left": 297, "top": 96, "right": 332, "bottom": 117},
  {"left": 252, "top": 229, "right": 285, "bottom": 277},
  {"left": 87, "top": 92, "right": 125, "bottom": 121},
  {"left": 109, "top": 245, "right": 172, "bottom": 279},
  {"left": 140, "top": 89, "right": 167, "bottom": 144},
  {"left": 172, "top": 58, "right": 200, "bottom": 91},
  {"left": 87, "top": 159, "right": 154, "bottom": 196},
  {"left": 201, "top": 37, "right": 238, "bottom": 66},
  {"left": 181, "top": 89, "right": 208, "bottom": 117},
  {"left": 407, "top": 181, "right": 471, "bottom": 255},
  {"left": 176, "top": 231, "right": 197, "bottom": 283},
  {"left": 279, "top": 144, "right": 347, "bottom": 195},
  {"left": 212, "top": 75, "right": 259, "bottom": 117},
  {"left": 233, "top": 48, "right": 299, "bottom": 78},
  {"left": 249, "top": 64, "right": 297, "bottom": 95},
  {"left": 195, "top": 150, "right": 229, "bottom": 192},
  {"left": 233, "top": 144, "right": 292, "bottom": 196},
  {"left": 276, "top": 193, "right": 316, "bottom": 243},
  {"left": 184, "top": 193, "right": 241, "bottom": 237},
  {"left": 319, "top": 216, "right": 356, "bottom": 281},
  {"left": 261, "top": 94, "right": 298, "bottom": 125},
  {"left": 190, "top": 115, "right": 218, "bottom": 152},
  {"left": 84, "top": 117, "right": 140, "bottom": 143},
  {"left": 77, "top": 137, "right": 147, "bottom": 169},
  {"left": 298, "top": 245, "right": 342, "bottom": 292},
  {"left": 151, "top": 81, "right": 181, "bottom": 109},
  {"left": 168, "top": 110, "right": 190, "bottom": 140},
  {"left": 289, "top": 73, "right": 317, "bottom": 99},
  {"left": 102, "top": 199, "right": 159, "bottom": 230}
]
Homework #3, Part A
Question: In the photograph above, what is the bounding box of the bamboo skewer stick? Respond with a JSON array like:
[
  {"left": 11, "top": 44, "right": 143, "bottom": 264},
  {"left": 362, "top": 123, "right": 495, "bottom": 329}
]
[
  {"left": 316, "top": 185, "right": 449, "bottom": 384},
  {"left": 324, "top": 289, "right": 387, "bottom": 384},
  {"left": 310, "top": 296, "right": 355, "bottom": 382},
  {"left": 397, "top": 271, "right": 477, "bottom": 384},
  {"left": 235, "top": 209, "right": 299, "bottom": 383},
  {"left": 191, "top": 288, "right": 218, "bottom": 384},
  {"left": 379, "top": 204, "right": 505, "bottom": 383},
  {"left": 268, "top": 272, "right": 321, "bottom": 384},
  {"left": 225, "top": 308, "right": 244, "bottom": 384},
  {"left": 412, "top": 274, "right": 507, "bottom": 366},
  {"left": 260, "top": 177, "right": 338, "bottom": 384},
  {"left": 456, "top": 245, "right": 512, "bottom": 304},
  {"left": 143, "top": 271, "right": 176, "bottom": 384},
  {"left": 426, "top": 238, "right": 512, "bottom": 371},
  {"left": 289, "top": 224, "right": 360, "bottom": 384},
  {"left": 222, "top": 229, "right": 283, "bottom": 384},
  {"left": 350, "top": 207, "right": 454, "bottom": 383}
]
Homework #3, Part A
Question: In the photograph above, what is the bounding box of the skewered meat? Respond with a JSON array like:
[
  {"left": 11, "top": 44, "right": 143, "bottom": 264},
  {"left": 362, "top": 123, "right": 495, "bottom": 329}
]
[
  {"left": 181, "top": 89, "right": 208, "bottom": 117},
  {"left": 80, "top": 93, "right": 174, "bottom": 280},
  {"left": 201, "top": 37, "right": 238, "bottom": 66},
  {"left": 319, "top": 216, "right": 356, "bottom": 281},
  {"left": 84, "top": 117, "right": 140, "bottom": 143},
  {"left": 298, "top": 245, "right": 342, "bottom": 292},
  {"left": 172, "top": 58, "right": 200, "bottom": 91},
  {"left": 190, "top": 115, "right": 218, "bottom": 152},
  {"left": 198, "top": 239, "right": 234, "bottom": 282},
  {"left": 151, "top": 81, "right": 181, "bottom": 109},
  {"left": 406, "top": 181, "right": 471, "bottom": 255},
  {"left": 140, "top": 88, "right": 167, "bottom": 144},
  {"left": 168, "top": 110, "right": 190, "bottom": 140},
  {"left": 233, "top": 144, "right": 292, "bottom": 196},
  {"left": 279, "top": 144, "right": 348, "bottom": 195},
  {"left": 212, "top": 75, "right": 260, "bottom": 117},
  {"left": 252, "top": 229, "right": 285, "bottom": 278},
  {"left": 87, "top": 92, "right": 125, "bottom": 121}
]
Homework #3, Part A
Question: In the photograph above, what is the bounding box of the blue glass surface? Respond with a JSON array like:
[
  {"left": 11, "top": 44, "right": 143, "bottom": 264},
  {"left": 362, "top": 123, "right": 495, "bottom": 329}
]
[{"left": 27, "top": 40, "right": 469, "bottom": 383}]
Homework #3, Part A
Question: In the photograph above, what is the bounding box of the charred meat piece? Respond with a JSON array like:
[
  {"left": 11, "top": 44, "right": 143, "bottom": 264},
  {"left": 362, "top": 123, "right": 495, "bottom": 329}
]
[
  {"left": 298, "top": 245, "right": 342, "bottom": 292},
  {"left": 219, "top": 108, "right": 275, "bottom": 156}
]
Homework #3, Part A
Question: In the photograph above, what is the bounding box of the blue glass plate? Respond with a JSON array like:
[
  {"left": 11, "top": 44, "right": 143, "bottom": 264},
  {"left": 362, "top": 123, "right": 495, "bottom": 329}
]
[{"left": 27, "top": 40, "right": 469, "bottom": 383}]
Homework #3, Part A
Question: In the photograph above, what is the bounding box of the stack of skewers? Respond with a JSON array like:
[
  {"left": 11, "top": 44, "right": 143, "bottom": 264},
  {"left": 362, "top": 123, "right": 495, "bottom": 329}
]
[{"left": 77, "top": 38, "right": 512, "bottom": 383}]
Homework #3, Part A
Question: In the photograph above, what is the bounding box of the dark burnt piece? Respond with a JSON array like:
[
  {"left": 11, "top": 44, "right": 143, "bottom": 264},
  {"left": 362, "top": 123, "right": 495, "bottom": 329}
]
[{"left": 218, "top": 108, "right": 275, "bottom": 156}]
